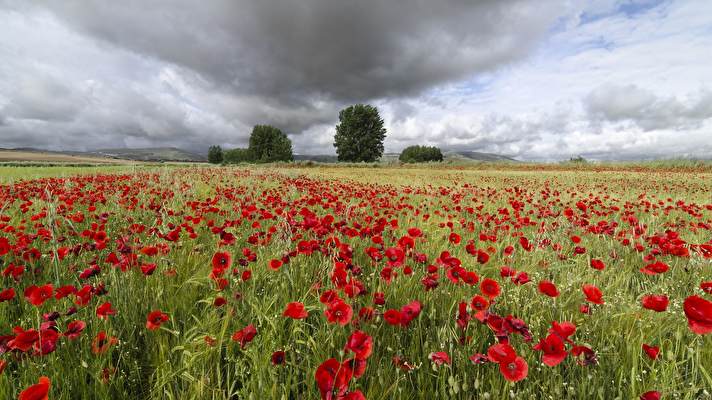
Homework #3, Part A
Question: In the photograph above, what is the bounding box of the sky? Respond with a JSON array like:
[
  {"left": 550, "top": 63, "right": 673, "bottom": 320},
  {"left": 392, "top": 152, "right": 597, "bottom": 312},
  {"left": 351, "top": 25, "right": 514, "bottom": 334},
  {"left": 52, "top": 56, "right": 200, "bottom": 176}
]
[{"left": 0, "top": 0, "right": 711, "bottom": 161}]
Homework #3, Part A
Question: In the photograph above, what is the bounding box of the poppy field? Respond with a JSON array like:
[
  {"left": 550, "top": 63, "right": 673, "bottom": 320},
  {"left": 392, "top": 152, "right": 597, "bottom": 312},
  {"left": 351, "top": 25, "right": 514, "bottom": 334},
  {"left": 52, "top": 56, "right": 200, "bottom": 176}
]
[{"left": 0, "top": 164, "right": 711, "bottom": 400}]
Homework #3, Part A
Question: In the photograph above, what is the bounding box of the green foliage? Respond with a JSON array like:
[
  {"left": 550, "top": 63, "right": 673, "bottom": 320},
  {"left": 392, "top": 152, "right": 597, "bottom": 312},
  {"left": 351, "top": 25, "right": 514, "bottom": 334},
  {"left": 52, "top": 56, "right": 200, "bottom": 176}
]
[
  {"left": 334, "top": 104, "right": 387, "bottom": 162},
  {"left": 569, "top": 155, "right": 588, "bottom": 163},
  {"left": 399, "top": 145, "right": 444, "bottom": 163},
  {"left": 248, "top": 125, "right": 293, "bottom": 163},
  {"left": 223, "top": 148, "right": 255, "bottom": 164},
  {"left": 207, "top": 145, "right": 223, "bottom": 164}
]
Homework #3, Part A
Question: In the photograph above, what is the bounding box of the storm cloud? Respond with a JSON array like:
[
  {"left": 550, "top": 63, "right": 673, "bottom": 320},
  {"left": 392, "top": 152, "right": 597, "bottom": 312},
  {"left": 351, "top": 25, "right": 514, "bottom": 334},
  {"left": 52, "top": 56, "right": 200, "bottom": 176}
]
[{"left": 0, "top": 0, "right": 711, "bottom": 159}]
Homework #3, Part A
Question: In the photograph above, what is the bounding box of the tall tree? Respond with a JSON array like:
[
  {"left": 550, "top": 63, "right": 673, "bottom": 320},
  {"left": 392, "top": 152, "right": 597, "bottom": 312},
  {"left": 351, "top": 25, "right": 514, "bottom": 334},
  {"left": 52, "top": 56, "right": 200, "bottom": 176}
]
[
  {"left": 248, "top": 125, "right": 293, "bottom": 163},
  {"left": 207, "top": 145, "right": 223, "bottom": 164},
  {"left": 334, "top": 104, "right": 386, "bottom": 162}
]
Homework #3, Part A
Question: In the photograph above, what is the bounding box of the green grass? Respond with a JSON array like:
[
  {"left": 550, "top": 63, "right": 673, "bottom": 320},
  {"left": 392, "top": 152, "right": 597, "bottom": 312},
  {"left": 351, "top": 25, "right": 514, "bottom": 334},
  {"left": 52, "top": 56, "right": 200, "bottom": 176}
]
[{"left": 0, "top": 164, "right": 710, "bottom": 399}]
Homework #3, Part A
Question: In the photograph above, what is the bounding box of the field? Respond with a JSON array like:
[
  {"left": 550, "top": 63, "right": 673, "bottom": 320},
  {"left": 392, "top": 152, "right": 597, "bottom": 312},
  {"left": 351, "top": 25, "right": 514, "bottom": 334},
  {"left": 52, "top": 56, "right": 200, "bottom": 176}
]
[{"left": 0, "top": 164, "right": 711, "bottom": 400}]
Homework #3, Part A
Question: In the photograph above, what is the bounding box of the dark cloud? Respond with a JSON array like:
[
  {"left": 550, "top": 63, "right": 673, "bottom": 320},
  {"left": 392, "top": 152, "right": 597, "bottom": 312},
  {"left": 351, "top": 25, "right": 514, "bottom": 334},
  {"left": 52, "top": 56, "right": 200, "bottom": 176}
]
[{"left": 37, "top": 0, "right": 561, "bottom": 102}]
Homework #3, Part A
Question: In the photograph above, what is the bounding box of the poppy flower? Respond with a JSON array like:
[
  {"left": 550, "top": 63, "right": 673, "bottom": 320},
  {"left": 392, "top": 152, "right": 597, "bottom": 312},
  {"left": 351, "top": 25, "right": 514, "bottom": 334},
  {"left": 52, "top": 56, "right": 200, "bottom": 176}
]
[
  {"left": 429, "top": 351, "right": 451, "bottom": 366},
  {"left": 269, "top": 259, "right": 283, "bottom": 271},
  {"left": 18, "top": 376, "right": 51, "bottom": 400},
  {"left": 640, "top": 261, "right": 669, "bottom": 275},
  {"left": 590, "top": 259, "right": 605, "bottom": 270},
  {"left": 499, "top": 356, "right": 528, "bottom": 382},
  {"left": 683, "top": 295, "right": 712, "bottom": 334},
  {"left": 324, "top": 300, "right": 353, "bottom": 326},
  {"left": 0, "top": 287, "right": 15, "bottom": 302},
  {"left": 549, "top": 321, "right": 576, "bottom": 342},
  {"left": 533, "top": 334, "right": 568, "bottom": 366},
  {"left": 640, "top": 391, "right": 661, "bottom": 400},
  {"left": 96, "top": 302, "right": 116, "bottom": 319},
  {"left": 0, "top": 359, "right": 6, "bottom": 375},
  {"left": 315, "top": 358, "right": 353, "bottom": 400},
  {"left": 91, "top": 331, "right": 118, "bottom": 354},
  {"left": 345, "top": 330, "right": 373, "bottom": 359},
  {"left": 701, "top": 281, "right": 712, "bottom": 294},
  {"left": 470, "top": 295, "right": 489, "bottom": 311},
  {"left": 480, "top": 278, "right": 501, "bottom": 299},
  {"left": 642, "top": 344, "right": 659, "bottom": 360},
  {"left": 641, "top": 295, "right": 669, "bottom": 312},
  {"left": 146, "top": 310, "right": 170, "bottom": 330},
  {"left": 283, "top": 302, "right": 309, "bottom": 319},
  {"left": 140, "top": 263, "right": 157, "bottom": 276},
  {"left": 232, "top": 324, "right": 257, "bottom": 348},
  {"left": 469, "top": 353, "right": 489, "bottom": 364},
  {"left": 487, "top": 343, "right": 516, "bottom": 364},
  {"left": 24, "top": 285, "right": 54, "bottom": 306},
  {"left": 212, "top": 251, "right": 232, "bottom": 270},
  {"left": 64, "top": 320, "right": 86, "bottom": 340},
  {"left": 400, "top": 301, "right": 422, "bottom": 326},
  {"left": 383, "top": 309, "right": 403, "bottom": 326},
  {"left": 8, "top": 328, "right": 40, "bottom": 352},
  {"left": 538, "top": 280, "right": 560, "bottom": 298},
  {"left": 271, "top": 350, "right": 286, "bottom": 366},
  {"left": 582, "top": 284, "right": 604, "bottom": 305}
]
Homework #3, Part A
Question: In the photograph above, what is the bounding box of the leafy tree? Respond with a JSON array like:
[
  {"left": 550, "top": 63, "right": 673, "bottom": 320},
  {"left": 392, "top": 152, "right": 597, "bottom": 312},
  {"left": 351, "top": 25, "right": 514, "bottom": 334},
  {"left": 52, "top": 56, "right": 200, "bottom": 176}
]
[
  {"left": 207, "top": 145, "right": 223, "bottom": 164},
  {"left": 248, "top": 125, "right": 293, "bottom": 163},
  {"left": 223, "top": 148, "right": 255, "bottom": 164},
  {"left": 334, "top": 104, "right": 387, "bottom": 162},
  {"left": 399, "top": 145, "right": 444, "bottom": 163}
]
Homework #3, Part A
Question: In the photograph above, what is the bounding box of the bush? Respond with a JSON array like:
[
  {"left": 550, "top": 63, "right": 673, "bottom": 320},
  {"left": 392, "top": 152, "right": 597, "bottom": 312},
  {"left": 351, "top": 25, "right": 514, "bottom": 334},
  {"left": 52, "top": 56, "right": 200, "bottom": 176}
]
[{"left": 399, "top": 145, "right": 444, "bottom": 163}]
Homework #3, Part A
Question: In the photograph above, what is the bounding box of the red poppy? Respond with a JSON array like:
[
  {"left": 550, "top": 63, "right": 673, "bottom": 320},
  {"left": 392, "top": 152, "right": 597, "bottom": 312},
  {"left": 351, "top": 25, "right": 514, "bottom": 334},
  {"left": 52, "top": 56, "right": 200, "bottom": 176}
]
[
  {"left": 533, "top": 334, "right": 568, "bottom": 366},
  {"left": 315, "top": 358, "right": 353, "bottom": 400},
  {"left": 487, "top": 343, "right": 516, "bottom": 364},
  {"left": 640, "top": 391, "right": 661, "bottom": 400},
  {"left": 0, "top": 359, "right": 6, "bottom": 375},
  {"left": 640, "top": 261, "right": 669, "bottom": 275},
  {"left": 96, "top": 302, "right": 116, "bottom": 319},
  {"left": 146, "top": 310, "right": 170, "bottom": 330},
  {"left": 212, "top": 251, "right": 232, "bottom": 270},
  {"left": 271, "top": 350, "right": 286, "bottom": 365},
  {"left": 470, "top": 295, "right": 489, "bottom": 311},
  {"left": 8, "top": 328, "right": 40, "bottom": 352},
  {"left": 232, "top": 324, "right": 257, "bottom": 348},
  {"left": 641, "top": 295, "right": 669, "bottom": 312},
  {"left": 140, "top": 263, "right": 157, "bottom": 276},
  {"left": 449, "top": 232, "right": 461, "bottom": 245},
  {"left": 283, "top": 302, "right": 309, "bottom": 319},
  {"left": 324, "top": 300, "right": 353, "bottom": 326},
  {"left": 499, "top": 356, "right": 528, "bottom": 382},
  {"left": 549, "top": 321, "right": 576, "bottom": 342},
  {"left": 64, "top": 320, "right": 86, "bottom": 340},
  {"left": 0, "top": 287, "right": 15, "bottom": 302},
  {"left": 400, "top": 301, "right": 422, "bottom": 326},
  {"left": 642, "top": 344, "right": 659, "bottom": 360},
  {"left": 538, "top": 280, "right": 560, "bottom": 298},
  {"left": 582, "top": 284, "right": 604, "bottom": 304},
  {"left": 590, "top": 259, "right": 605, "bottom": 270},
  {"left": 480, "top": 278, "right": 501, "bottom": 299},
  {"left": 384, "top": 309, "right": 403, "bottom": 326},
  {"left": 429, "top": 351, "right": 451, "bottom": 366},
  {"left": 701, "top": 281, "right": 712, "bottom": 294},
  {"left": 91, "top": 331, "right": 118, "bottom": 354},
  {"left": 269, "top": 259, "right": 283, "bottom": 271},
  {"left": 683, "top": 295, "right": 712, "bottom": 334},
  {"left": 19, "top": 376, "right": 51, "bottom": 400},
  {"left": 345, "top": 330, "right": 373, "bottom": 359},
  {"left": 24, "top": 285, "right": 54, "bottom": 306}
]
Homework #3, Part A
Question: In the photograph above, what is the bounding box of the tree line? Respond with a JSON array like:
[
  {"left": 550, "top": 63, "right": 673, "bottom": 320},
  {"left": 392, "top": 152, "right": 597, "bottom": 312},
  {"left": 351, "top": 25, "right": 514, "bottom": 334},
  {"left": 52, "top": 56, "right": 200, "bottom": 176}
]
[{"left": 208, "top": 104, "right": 444, "bottom": 164}]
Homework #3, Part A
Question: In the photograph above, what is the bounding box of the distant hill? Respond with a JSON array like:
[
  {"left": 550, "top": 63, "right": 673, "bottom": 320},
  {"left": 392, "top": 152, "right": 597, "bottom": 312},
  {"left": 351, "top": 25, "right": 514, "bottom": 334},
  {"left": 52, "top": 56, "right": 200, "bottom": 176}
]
[
  {"left": 294, "top": 150, "right": 517, "bottom": 163},
  {"left": 0, "top": 148, "right": 132, "bottom": 164},
  {"left": 90, "top": 147, "right": 206, "bottom": 162}
]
